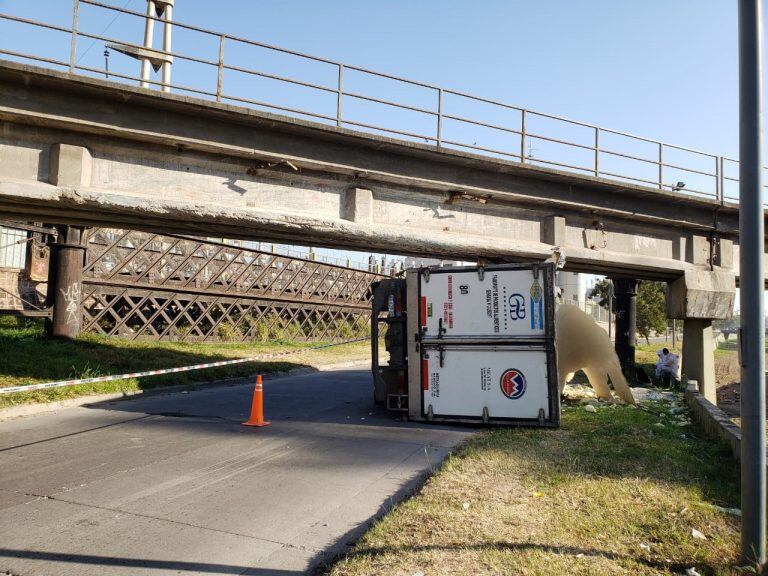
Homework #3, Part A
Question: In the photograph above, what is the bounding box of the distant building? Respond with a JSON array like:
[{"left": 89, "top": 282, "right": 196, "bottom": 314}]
[{"left": 557, "top": 271, "right": 587, "bottom": 304}]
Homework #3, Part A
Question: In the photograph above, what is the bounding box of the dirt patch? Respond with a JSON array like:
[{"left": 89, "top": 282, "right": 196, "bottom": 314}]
[{"left": 714, "top": 347, "right": 768, "bottom": 421}]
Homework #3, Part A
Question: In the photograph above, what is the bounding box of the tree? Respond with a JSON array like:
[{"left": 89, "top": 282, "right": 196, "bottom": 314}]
[
  {"left": 587, "top": 278, "right": 614, "bottom": 311},
  {"left": 636, "top": 281, "right": 667, "bottom": 344}
]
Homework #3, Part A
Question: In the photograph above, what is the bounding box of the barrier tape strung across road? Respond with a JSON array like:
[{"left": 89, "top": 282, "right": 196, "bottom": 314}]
[{"left": 0, "top": 338, "right": 367, "bottom": 395}]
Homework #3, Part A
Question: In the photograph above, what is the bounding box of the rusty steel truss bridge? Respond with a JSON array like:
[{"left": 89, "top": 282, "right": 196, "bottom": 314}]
[
  {"left": 82, "top": 229, "right": 384, "bottom": 342},
  {"left": 6, "top": 227, "right": 387, "bottom": 343}
]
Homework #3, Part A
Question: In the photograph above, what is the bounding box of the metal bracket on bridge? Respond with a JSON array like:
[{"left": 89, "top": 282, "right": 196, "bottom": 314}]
[
  {"left": 550, "top": 246, "right": 566, "bottom": 269},
  {"left": 247, "top": 160, "right": 300, "bottom": 174},
  {"left": 107, "top": 44, "right": 172, "bottom": 72}
]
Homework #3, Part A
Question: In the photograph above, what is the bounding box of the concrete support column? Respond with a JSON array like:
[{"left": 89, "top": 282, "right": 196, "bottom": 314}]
[
  {"left": 49, "top": 225, "right": 86, "bottom": 339},
  {"left": 613, "top": 278, "right": 638, "bottom": 376},
  {"left": 667, "top": 268, "right": 736, "bottom": 405},
  {"left": 682, "top": 319, "right": 716, "bottom": 403}
]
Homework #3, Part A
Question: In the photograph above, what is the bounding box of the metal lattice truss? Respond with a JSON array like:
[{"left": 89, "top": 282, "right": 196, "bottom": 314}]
[{"left": 81, "top": 229, "right": 386, "bottom": 342}]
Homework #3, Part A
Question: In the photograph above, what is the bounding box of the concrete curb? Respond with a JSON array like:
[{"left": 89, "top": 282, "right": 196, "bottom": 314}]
[
  {"left": 0, "top": 358, "right": 370, "bottom": 421},
  {"left": 684, "top": 380, "right": 742, "bottom": 459}
]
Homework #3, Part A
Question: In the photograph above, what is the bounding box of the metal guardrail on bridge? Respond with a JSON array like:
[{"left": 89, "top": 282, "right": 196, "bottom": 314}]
[{"left": 0, "top": 0, "right": 763, "bottom": 202}]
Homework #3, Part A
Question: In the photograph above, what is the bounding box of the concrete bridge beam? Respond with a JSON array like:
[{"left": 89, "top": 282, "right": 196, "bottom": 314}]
[{"left": 0, "top": 60, "right": 757, "bottom": 282}]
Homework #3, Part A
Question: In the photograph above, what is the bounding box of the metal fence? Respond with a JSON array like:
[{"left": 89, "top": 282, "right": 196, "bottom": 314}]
[
  {"left": 0, "top": 226, "right": 27, "bottom": 269},
  {"left": 0, "top": 0, "right": 760, "bottom": 202},
  {"left": 81, "top": 228, "right": 387, "bottom": 342}
]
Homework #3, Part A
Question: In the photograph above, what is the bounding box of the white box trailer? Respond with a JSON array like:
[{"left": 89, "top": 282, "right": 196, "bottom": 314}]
[
  {"left": 403, "top": 263, "right": 559, "bottom": 426},
  {"left": 418, "top": 266, "right": 548, "bottom": 340},
  {"left": 421, "top": 345, "right": 554, "bottom": 423}
]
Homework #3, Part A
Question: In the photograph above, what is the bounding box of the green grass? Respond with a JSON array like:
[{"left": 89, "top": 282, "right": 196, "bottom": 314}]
[
  {"left": 328, "top": 399, "right": 742, "bottom": 576},
  {"left": 0, "top": 316, "right": 371, "bottom": 408}
]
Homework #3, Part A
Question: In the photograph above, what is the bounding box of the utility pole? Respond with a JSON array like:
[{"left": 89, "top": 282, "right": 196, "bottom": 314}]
[
  {"left": 738, "top": 0, "right": 766, "bottom": 566},
  {"left": 108, "top": 1, "right": 174, "bottom": 92},
  {"left": 138, "top": 0, "right": 157, "bottom": 87}
]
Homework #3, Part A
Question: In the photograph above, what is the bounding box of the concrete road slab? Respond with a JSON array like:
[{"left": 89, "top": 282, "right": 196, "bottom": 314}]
[{"left": 0, "top": 368, "right": 472, "bottom": 575}]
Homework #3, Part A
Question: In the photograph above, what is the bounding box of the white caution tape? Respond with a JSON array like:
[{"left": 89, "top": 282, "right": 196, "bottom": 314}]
[{"left": 0, "top": 338, "right": 366, "bottom": 395}]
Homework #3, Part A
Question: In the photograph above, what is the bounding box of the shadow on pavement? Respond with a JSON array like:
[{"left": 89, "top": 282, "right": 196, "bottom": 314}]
[{"left": 0, "top": 549, "right": 301, "bottom": 575}]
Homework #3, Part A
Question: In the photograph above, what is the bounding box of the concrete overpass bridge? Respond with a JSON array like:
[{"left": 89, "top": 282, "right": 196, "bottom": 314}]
[
  {"left": 0, "top": 61, "right": 748, "bottom": 278},
  {"left": 0, "top": 2, "right": 761, "bottom": 402}
]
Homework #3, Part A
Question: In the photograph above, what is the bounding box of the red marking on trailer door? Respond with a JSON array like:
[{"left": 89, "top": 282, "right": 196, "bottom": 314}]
[
  {"left": 420, "top": 296, "right": 427, "bottom": 327},
  {"left": 421, "top": 358, "right": 429, "bottom": 390}
]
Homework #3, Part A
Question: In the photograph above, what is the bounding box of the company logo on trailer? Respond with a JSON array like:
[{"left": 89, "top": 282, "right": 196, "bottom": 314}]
[
  {"left": 500, "top": 369, "right": 527, "bottom": 399},
  {"left": 509, "top": 293, "right": 526, "bottom": 320},
  {"left": 529, "top": 278, "right": 544, "bottom": 330}
]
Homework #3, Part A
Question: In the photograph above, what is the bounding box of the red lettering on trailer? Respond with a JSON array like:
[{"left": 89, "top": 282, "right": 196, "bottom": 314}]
[
  {"left": 443, "top": 302, "right": 454, "bottom": 328},
  {"left": 421, "top": 358, "right": 429, "bottom": 390}
]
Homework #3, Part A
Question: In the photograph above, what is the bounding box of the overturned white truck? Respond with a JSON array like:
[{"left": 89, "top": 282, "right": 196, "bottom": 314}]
[{"left": 371, "top": 263, "right": 560, "bottom": 427}]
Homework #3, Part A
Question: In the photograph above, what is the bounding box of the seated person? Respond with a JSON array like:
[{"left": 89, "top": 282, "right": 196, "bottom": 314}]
[{"left": 655, "top": 348, "right": 679, "bottom": 387}]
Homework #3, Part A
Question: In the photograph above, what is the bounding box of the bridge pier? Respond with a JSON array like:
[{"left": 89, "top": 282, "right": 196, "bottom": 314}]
[
  {"left": 46, "top": 143, "right": 91, "bottom": 339},
  {"left": 681, "top": 319, "right": 716, "bottom": 399},
  {"left": 667, "top": 268, "right": 735, "bottom": 403},
  {"left": 612, "top": 278, "right": 639, "bottom": 380},
  {"left": 48, "top": 225, "right": 87, "bottom": 340}
]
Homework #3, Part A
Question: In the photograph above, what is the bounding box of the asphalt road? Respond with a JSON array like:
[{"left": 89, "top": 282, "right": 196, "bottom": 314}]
[{"left": 0, "top": 367, "right": 472, "bottom": 576}]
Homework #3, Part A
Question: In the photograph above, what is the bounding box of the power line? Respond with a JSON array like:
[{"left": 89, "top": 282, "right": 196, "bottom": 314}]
[{"left": 75, "top": 0, "right": 134, "bottom": 64}]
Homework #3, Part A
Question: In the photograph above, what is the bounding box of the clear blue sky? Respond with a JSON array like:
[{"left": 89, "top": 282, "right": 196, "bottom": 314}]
[{"left": 0, "top": 0, "right": 761, "bottom": 271}]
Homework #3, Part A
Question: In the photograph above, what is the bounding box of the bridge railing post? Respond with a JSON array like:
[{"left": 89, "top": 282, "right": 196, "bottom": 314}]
[
  {"left": 658, "top": 142, "right": 664, "bottom": 189},
  {"left": 69, "top": 0, "right": 79, "bottom": 74},
  {"left": 216, "top": 34, "right": 225, "bottom": 102},
  {"left": 336, "top": 64, "right": 343, "bottom": 127},
  {"left": 594, "top": 127, "right": 600, "bottom": 177},
  {"left": 720, "top": 156, "right": 726, "bottom": 202},
  {"left": 520, "top": 109, "right": 526, "bottom": 163},
  {"left": 715, "top": 155, "right": 722, "bottom": 201},
  {"left": 436, "top": 88, "right": 443, "bottom": 147}
]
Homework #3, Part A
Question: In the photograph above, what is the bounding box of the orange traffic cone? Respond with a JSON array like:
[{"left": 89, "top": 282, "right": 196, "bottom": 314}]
[{"left": 242, "top": 374, "right": 270, "bottom": 427}]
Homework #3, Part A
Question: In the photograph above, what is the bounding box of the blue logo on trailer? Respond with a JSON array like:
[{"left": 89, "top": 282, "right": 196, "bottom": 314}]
[
  {"left": 500, "top": 369, "right": 527, "bottom": 400},
  {"left": 509, "top": 293, "right": 526, "bottom": 320}
]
